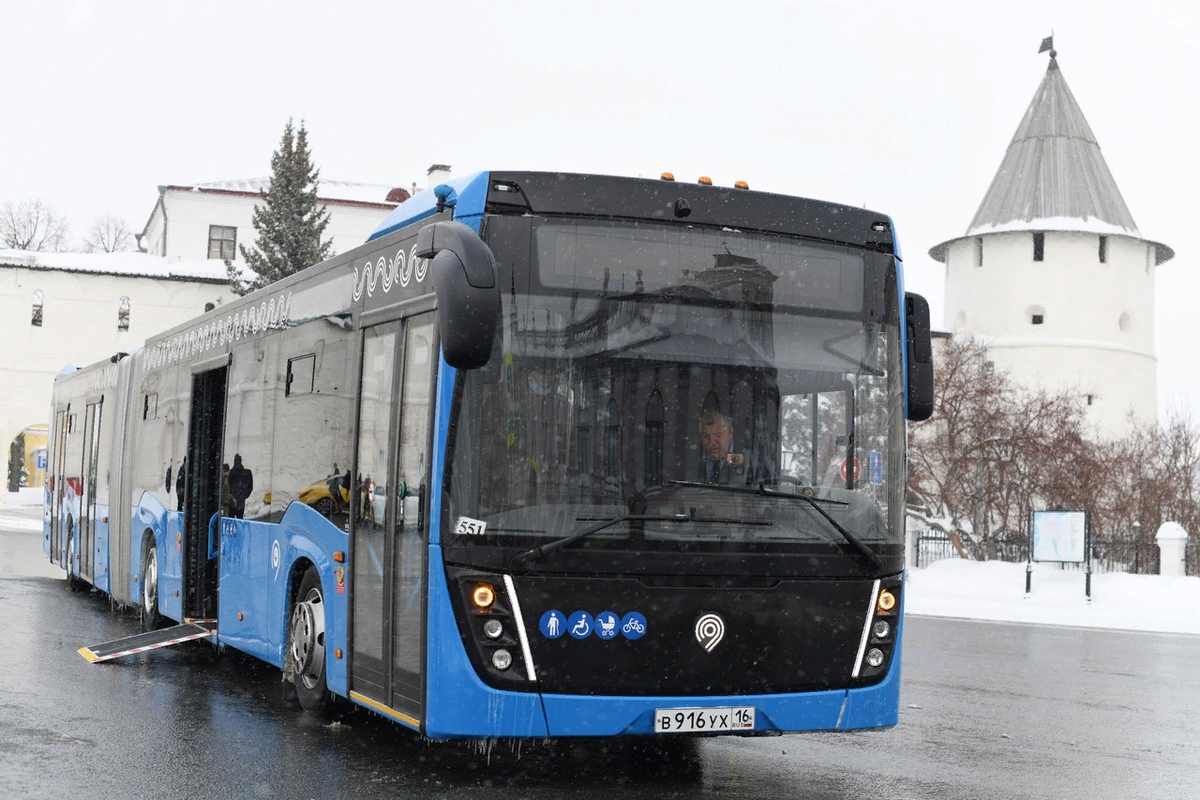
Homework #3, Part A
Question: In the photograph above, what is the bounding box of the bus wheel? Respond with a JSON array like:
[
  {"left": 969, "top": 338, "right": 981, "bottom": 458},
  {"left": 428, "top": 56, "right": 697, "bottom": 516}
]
[
  {"left": 141, "top": 542, "right": 162, "bottom": 631},
  {"left": 290, "top": 567, "right": 331, "bottom": 716}
]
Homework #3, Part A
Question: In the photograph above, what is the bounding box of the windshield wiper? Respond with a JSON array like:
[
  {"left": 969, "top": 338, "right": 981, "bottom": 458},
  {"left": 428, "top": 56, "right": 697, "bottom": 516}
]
[
  {"left": 757, "top": 485, "right": 884, "bottom": 574},
  {"left": 510, "top": 513, "right": 771, "bottom": 567},
  {"left": 666, "top": 480, "right": 883, "bottom": 574}
]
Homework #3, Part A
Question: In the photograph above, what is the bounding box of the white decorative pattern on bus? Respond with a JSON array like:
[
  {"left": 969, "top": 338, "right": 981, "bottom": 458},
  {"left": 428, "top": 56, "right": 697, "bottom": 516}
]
[
  {"left": 351, "top": 244, "right": 429, "bottom": 302},
  {"left": 143, "top": 292, "right": 293, "bottom": 373}
]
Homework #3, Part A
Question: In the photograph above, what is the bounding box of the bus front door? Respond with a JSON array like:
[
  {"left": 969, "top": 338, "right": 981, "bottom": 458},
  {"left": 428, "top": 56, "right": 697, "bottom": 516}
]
[{"left": 350, "top": 313, "right": 435, "bottom": 723}]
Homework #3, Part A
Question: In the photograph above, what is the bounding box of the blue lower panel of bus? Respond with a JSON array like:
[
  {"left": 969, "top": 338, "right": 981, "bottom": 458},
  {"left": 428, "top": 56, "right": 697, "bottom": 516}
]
[
  {"left": 424, "top": 546, "right": 549, "bottom": 738},
  {"left": 423, "top": 545, "right": 902, "bottom": 738},
  {"left": 536, "top": 626, "right": 901, "bottom": 736},
  {"left": 93, "top": 508, "right": 109, "bottom": 594},
  {"left": 216, "top": 503, "right": 349, "bottom": 696}
]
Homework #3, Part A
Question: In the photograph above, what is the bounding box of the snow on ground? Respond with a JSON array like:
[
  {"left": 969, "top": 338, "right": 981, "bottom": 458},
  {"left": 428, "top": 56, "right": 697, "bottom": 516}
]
[
  {"left": 907, "top": 558, "right": 1200, "bottom": 636},
  {"left": 5, "top": 490, "right": 1197, "bottom": 636}
]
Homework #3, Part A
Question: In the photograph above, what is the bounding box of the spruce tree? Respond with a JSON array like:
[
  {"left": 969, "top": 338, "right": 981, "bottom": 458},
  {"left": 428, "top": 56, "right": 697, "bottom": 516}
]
[{"left": 231, "top": 119, "right": 333, "bottom": 294}]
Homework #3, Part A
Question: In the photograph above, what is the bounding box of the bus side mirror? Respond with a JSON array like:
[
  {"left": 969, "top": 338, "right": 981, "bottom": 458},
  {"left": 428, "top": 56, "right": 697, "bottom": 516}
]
[
  {"left": 416, "top": 221, "right": 500, "bottom": 370},
  {"left": 905, "top": 292, "right": 934, "bottom": 422}
]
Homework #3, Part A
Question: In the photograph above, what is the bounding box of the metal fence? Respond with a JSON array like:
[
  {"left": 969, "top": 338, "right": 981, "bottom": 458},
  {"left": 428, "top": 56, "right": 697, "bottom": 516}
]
[{"left": 913, "top": 530, "right": 1163, "bottom": 575}]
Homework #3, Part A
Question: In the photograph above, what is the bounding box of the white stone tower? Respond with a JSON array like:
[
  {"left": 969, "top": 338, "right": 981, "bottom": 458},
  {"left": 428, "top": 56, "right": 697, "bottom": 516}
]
[{"left": 930, "top": 48, "right": 1173, "bottom": 438}]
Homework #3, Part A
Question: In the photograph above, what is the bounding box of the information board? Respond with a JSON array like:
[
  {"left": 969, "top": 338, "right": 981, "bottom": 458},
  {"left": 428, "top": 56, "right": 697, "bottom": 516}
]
[{"left": 1032, "top": 510, "right": 1086, "bottom": 563}]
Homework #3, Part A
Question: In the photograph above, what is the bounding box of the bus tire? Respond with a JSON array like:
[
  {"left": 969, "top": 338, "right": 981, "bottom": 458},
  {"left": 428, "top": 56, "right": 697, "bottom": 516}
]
[
  {"left": 141, "top": 540, "right": 162, "bottom": 631},
  {"left": 290, "top": 567, "right": 331, "bottom": 717}
]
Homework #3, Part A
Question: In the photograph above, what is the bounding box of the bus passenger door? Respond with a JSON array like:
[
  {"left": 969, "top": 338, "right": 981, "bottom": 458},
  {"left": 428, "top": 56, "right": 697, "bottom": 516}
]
[
  {"left": 78, "top": 400, "right": 101, "bottom": 583},
  {"left": 182, "top": 364, "right": 227, "bottom": 620},
  {"left": 350, "top": 313, "right": 434, "bottom": 721},
  {"left": 50, "top": 409, "right": 67, "bottom": 567}
]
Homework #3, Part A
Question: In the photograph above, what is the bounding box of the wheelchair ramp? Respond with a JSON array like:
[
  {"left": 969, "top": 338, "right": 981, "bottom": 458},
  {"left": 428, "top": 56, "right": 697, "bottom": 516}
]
[{"left": 78, "top": 620, "right": 217, "bottom": 663}]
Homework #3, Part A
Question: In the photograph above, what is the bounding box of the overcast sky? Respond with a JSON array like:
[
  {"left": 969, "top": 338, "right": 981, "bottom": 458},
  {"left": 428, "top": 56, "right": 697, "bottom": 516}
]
[{"left": 3, "top": 0, "right": 1197, "bottom": 418}]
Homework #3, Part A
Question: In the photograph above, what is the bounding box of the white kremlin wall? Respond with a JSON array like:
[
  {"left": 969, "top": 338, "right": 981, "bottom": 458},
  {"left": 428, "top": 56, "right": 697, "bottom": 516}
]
[{"left": 0, "top": 254, "right": 228, "bottom": 498}]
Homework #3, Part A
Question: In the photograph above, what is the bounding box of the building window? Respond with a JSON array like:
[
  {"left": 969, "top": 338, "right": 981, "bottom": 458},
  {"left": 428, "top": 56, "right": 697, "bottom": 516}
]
[
  {"left": 975, "top": 237, "right": 984, "bottom": 267},
  {"left": 644, "top": 390, "right": 665, "bottom": 487},
  {"left": 286, "top": 354, "right": 315, "bottom": 397},
  {"left": 1086, "top": 394, "right": 1094, "bottom": 406},
  {"left": 31, "top": 290, "right": 44, "bottom": 326},
  {"left": 1119, "top": 312, "right": 1131, "bottom": 332},
  {"left": 1033, "top": 232, "right": 1045, "bottom": 262},
  {"left": 604, "top": 399, "right": 620, "bottom": 479},
  {"left": 1031, "top": 314, "right": 1044, "bottom": 325},
  {"left": 208, "top": 225, "right": 237, "bottom": 261},
  {"left": 118, "top": 296, "right": 131, "bottom": 331},
  {"left": 1099, "top": 235, "right": 1107, "bottom": 264},
  {"left": 576, "top": 425, "right": 591, "bottom": 474},
  {"left": 143, "top": 393, "right": 158, "bottom": 420}
]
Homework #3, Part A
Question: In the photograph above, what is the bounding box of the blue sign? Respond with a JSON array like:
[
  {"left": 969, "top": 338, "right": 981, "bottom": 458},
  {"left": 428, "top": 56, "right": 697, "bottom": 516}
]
[
  {"left": 594, "top": 611, "right": 620, "bottom": 640},
  {"left": 539, "top": 610, "right": 566, "bottom": 639},
  {"left": 869, "top": 450, "right": 883, "bottom": 485},
  {"left": 36, "top": 454, "right": 47, "bottom": 470},
  {"left": 621, "top": 611, "right": 647, "bottom": 640},
  {"left": 567, "top": 611, "right": 594, "bottom": 639}
]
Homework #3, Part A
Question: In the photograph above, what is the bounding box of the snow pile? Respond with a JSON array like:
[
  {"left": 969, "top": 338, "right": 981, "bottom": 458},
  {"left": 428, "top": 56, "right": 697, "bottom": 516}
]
[{"left": 907, "top": 558, "right": 1200, "bottom": 635}]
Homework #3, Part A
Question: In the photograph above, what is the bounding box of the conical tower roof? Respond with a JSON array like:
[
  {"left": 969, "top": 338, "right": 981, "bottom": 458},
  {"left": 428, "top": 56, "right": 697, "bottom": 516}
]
[{"left": 930, "top": 54, "right": 1173, "bottom": 264}]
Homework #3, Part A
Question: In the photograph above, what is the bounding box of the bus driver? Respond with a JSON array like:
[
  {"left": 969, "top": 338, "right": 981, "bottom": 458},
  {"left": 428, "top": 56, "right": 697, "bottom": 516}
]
[{"left": 698, "top": 409, "right": 749, "bottom": 486}]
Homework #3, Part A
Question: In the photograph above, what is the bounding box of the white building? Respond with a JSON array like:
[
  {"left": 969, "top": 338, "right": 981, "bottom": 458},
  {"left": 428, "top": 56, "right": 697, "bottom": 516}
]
[
  {"left": 138, "top": 178, "right": 411, "bottom": 263},
  {"left": 0, "top": 250, "right": 229, "bottom": 498},
  {"left": 929, "top": 51, "right": 1173, "bottom": 438}
]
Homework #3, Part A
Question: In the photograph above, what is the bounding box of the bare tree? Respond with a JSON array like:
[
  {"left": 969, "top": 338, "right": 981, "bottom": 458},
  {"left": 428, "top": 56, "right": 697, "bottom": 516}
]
[
  {"left": 81, "top": 215, "right": 134, "bottom": 253},
  {"left": 908, "top": 336, "right": 1094, "bottom": 559},
  {"left": 910, "top": 335, "right": 1200, "bottom": 570},
  {"left": 1, "top": 199, "right": 69, "bottom": 251}
]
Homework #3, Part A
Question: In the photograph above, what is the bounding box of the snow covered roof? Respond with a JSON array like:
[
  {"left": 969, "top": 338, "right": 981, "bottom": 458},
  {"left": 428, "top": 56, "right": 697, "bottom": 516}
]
[
  {"left": 168, "top": 178, "right": 406, "bottom": 207},
  {"left": 930, "top": 55, "right": 1173, "bottom": 265},
  {"left": 0, "top": 249, "right": 232, "bottom": 283}
]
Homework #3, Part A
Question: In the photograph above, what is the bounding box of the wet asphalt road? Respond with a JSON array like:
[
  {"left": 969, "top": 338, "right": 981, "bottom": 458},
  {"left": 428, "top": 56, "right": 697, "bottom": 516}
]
[{"left": 2, "top": 504, "right": 1199, "bottom": 800}]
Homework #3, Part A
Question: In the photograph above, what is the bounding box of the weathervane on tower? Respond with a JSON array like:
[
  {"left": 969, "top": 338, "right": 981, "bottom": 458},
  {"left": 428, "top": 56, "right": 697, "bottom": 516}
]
[{"left": 1038, "top": 33, "right": 1056, "bottom": 62}]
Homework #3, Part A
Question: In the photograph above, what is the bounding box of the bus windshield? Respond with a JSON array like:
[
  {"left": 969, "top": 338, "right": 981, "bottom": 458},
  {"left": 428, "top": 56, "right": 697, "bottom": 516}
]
[{"left": 446, "top": 217, "right": 905, "bottom": 565}]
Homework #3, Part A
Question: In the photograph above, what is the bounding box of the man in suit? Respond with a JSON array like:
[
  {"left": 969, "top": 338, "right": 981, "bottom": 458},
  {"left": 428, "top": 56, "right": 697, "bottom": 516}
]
[{"left": 698, "top": 409, "right": 749, "bottom": 486}]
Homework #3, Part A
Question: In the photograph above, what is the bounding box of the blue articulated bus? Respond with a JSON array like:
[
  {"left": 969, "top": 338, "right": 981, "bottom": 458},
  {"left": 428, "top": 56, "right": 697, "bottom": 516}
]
[{"left": 46, "top": 171, "right": 934, "bottom": 739}]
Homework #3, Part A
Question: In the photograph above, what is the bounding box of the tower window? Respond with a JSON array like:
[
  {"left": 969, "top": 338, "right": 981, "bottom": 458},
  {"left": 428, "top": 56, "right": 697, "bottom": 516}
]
[
  {"left": 975, "top": 237, "right": 983, "bottom": 267},
  {"left": 1031, "top": 314, "right": 1044, "bottom": 325},
  {"left": 1033, "top": 232, "right": 1045, "bottom": 262},
  {"left": 118, "top": 296, "right": 131, "bottom": 331},
  {"left": 1099, "top": 235, "right": 1107, "bottom": 264},
  {"left": 1086, "top": 394, "right": 1094, "bottom": 406},
  {"left": 31, "top": 290, "right": 44, "bottom": 326}
]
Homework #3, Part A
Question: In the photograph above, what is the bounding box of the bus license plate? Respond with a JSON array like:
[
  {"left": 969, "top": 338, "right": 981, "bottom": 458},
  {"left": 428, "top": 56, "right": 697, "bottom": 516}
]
[{"left": 654, "top": 706, "right": 755, "bottom": 734}]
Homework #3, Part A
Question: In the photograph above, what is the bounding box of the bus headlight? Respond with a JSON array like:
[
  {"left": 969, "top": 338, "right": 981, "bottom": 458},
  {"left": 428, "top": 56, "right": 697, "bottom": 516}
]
[
  {"left": 877, "top": 589, "right": 896, "bottom": 614},
  {"left": 483, "top": 619, "right": 504, "bottom": 639},
  {"left": 491, "top": 648, "right": 513, "bottom": 670},
  {"left": 472, "top": 583, "right": 496, "bottom": 610},
  {"left": 865, "top": 648, "right": 885, "bottom": 668},
  {"left": 872, "top": 620, "right": 891, "bottom": 640}
]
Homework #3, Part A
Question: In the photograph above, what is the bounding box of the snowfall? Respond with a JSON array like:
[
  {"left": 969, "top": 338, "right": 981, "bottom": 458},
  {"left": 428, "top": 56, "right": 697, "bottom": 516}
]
[{"left": 4, "top": 490, "right": 1198, "bottom": 637}]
